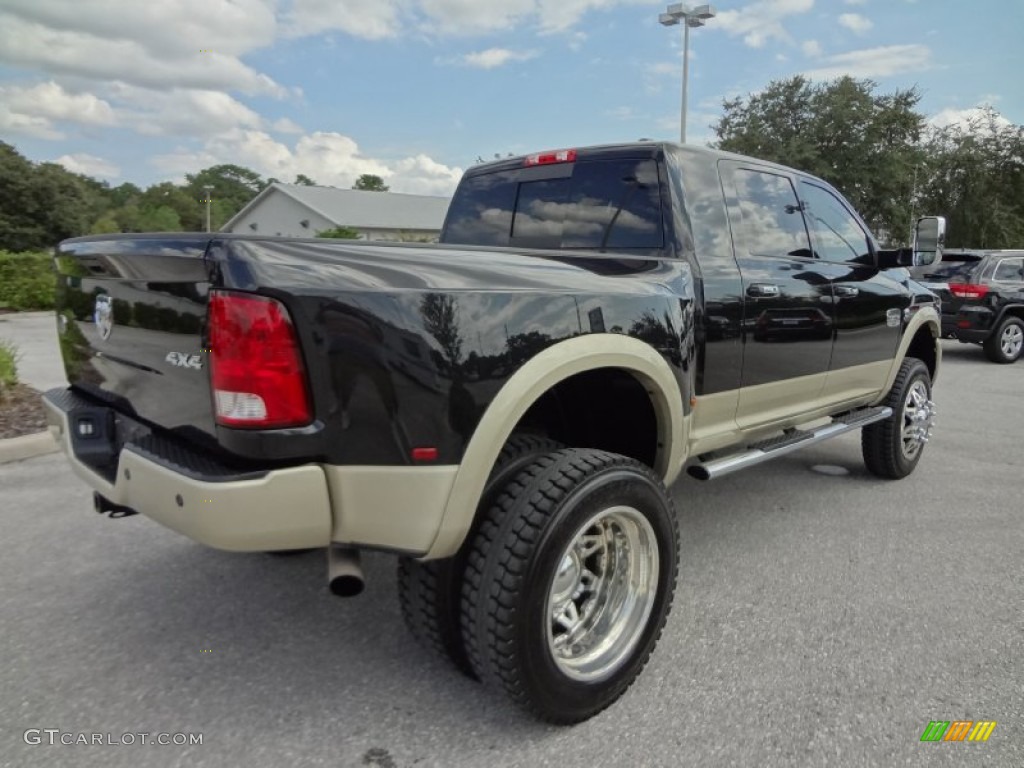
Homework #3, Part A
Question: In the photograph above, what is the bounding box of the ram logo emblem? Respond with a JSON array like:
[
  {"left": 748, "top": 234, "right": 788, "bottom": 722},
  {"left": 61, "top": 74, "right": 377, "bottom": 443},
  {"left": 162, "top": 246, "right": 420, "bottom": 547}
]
[
  {"left": 94, "top": 295, "right": 114, "bottom": 340},
  {"left": 166, "top": 352, "right": 203, "bottom": 370}
]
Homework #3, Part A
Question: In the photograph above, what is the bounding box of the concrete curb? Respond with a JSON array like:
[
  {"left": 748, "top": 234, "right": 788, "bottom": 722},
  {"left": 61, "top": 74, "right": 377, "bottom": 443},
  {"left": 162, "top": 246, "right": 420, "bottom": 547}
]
[{"left": 0, "top": 430, "right": 59, "bottom": 464}]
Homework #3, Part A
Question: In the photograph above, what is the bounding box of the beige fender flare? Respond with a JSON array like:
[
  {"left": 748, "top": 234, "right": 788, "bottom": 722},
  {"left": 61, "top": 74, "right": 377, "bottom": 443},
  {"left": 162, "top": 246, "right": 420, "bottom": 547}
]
[
  {"left": 424, "top": 334, "right": 687, "bottom": 559},
  {"left": 877, "top": 306, "right": 942, "bottom": 397}
]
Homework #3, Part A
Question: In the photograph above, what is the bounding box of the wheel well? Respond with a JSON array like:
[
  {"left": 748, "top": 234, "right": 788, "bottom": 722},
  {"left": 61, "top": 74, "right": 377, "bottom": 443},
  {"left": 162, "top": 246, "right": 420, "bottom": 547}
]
[
  {"left": 511, "top": 367, "right": 659, "bottom": 469},
  {"left": 906, "top": 326, "right": 938, "bottom": 380},
  {"left": 998, "top": 306, "right": 1024, "bottom": 324}
]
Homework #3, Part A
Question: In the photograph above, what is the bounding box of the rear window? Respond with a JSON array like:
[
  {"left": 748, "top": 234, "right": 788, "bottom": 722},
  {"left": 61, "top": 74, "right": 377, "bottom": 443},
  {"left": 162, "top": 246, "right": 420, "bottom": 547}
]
[
  {"left": 442, "top": 158, "right": 664, "bottom": 251},
  {"left": 913, "top": 254, "right": 983, "bottom": 281}
]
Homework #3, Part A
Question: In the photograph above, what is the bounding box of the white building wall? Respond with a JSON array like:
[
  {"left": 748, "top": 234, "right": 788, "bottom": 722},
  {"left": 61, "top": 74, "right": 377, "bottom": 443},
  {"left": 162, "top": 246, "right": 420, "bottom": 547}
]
[{"left": 224, "top": 191, "right": 334, "bottom": 237}]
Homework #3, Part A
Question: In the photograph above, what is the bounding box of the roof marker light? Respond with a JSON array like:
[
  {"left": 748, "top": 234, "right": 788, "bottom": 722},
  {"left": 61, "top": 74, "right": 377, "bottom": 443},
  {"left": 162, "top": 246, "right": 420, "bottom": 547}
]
[{"left": 524, "top": 149, "right": 577, "bottom": 167}]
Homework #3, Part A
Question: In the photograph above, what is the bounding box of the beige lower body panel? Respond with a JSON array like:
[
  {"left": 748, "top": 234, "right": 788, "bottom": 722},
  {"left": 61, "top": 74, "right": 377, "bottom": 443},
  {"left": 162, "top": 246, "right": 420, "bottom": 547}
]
[
  {"left": 323, "top": 465, "right": 457, "bottom": 554},
  {"left": 687, "top": 361, "right": 892, "bottom": 458},
  {"left": 44, "top": 399, "right": 333, "bottom": 552}
]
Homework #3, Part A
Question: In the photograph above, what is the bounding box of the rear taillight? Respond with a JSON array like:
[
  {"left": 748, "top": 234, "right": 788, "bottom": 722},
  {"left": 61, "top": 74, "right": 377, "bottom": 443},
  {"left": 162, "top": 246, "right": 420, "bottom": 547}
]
[
  {"left": 208, "top": 291, "right": 312, "bottom": 429},
  {"left": 524, "top": 149, "right": 577, "bottom": 166},
  {"left": 948, "top": 283, "right": 989, "bottom": 300}
]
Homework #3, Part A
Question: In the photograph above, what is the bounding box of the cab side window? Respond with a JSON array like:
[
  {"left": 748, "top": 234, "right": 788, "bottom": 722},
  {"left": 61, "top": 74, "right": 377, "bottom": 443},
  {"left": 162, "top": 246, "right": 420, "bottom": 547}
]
[
  {"left": 798, "top": 182, "right": 873, "bottom": 265},
  {"left": 732, "top": 169, "right": 812, "bottom": 259},
  {"left": 993, "top": 258, "right": 1024, "bottom": 282}
]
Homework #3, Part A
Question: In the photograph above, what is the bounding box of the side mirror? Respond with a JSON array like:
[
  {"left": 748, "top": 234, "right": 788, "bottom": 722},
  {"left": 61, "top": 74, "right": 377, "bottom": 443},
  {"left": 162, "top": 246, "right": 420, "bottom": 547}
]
[{"left": 912, "top": 216, "right": 946, "bottom": 266}]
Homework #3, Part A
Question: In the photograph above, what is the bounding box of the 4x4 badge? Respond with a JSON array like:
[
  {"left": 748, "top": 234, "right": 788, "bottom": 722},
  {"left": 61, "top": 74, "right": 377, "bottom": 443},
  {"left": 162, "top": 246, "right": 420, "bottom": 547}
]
[{"left": 165, "top": 352, "right": 203, "bottom": 370}]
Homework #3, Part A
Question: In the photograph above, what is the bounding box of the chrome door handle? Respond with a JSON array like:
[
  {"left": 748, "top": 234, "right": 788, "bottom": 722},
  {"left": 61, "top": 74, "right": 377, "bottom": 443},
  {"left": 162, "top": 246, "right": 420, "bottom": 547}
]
[
  {"left": 834, "top": 285, "right": 859, "bottom": 298},
  {"left": 747, "top": 283, "right": 780, "bottom": 298}
]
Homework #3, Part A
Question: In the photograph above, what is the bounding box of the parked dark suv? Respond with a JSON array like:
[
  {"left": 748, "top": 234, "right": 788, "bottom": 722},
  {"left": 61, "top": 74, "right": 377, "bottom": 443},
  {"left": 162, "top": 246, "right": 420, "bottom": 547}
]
[{"left": 914, "top": 249, "right": 1024, "bottom": 363}]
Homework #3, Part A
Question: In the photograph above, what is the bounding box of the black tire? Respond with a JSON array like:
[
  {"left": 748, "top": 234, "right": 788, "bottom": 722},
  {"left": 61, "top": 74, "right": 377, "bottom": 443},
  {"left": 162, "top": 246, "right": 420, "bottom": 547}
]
[
  {"left": 862, "top": 357, "right": 934, "bottom": 479},
  {"left": 397, "top": 434, "right": 563, "bottom": 677},
  {"left": 983, "top": 316, "right": 1024, "bottom": 364},
  {"left": 460, "top": 448, "right": 679, "bottom": 724}
]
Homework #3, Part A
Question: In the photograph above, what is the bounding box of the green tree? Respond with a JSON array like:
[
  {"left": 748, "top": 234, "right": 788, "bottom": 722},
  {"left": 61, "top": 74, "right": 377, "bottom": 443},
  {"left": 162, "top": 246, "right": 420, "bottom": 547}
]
[
  {"left": 0, "top": 142, "right": 47, "bottom": 250},
  {"left": 90, "top": 215, "right": 121, "bottom": 234},
  {"left": 353, "top": 174, "right": 389, "bottom": 192},
  {"left": 316, "top": 226, "right": 362, "bottom": 239},
  {"left": 713, "top": 76, "right": 925, "bottom": 244},
  {"left": 293, "top": 173, "right": 316, "bottom": 186},
  {"left": 0, "top": 143, "right": 116, "bottom": 249},
  {"left": 136, "top": 205, "right": 182, "bottom": 232},
  {"left": 918, "top": 108, "right": 1024, "bottom": 248},
  {"left": 139, "top": 182, "right": 201, "bottom": 231},
  {"left": 184, "top": 164, "right": 266, "bottom": 229},
  {"left": 109, "top": 182, "right": 142, "bottom": 208}
]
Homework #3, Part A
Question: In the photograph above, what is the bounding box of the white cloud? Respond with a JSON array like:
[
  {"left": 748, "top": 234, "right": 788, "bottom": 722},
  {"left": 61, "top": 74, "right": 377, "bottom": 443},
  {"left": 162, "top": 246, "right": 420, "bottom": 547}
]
[
  {"left": 0, "top": 11, "right": 285, "bottom": 97},
  {"left": 534, "top": 0, "right": 652, "bottom": 35},
  {"left": 111, "top": 87, "right": 265, "bottom": 138},
  {"left": 929, "top": 106, "right": 1011, "bottom": 131},
  {"left": 802, "top": 39, "right": 823, "bottom": 57},
  {"left": 712, "top": 0, "right": 815, "bottom": 48},
  {"left": 649, "top": 62, "right": 678, "bottom": 76},
  {"left": 0, "top": 81, "right": 116, "bottom": 139},
  {"left": 803, "top": 44, "right": 932, "bottom": 79},
  {"left": 0, "top": 0, "right": 277, "bottom": 56},
  {"left": 460, "top": 48, "right": 538, "bottom": 69},
  {"left": 0, "top": 105, "right": 63, "bottom": 140},
  {"left": 391, "top": 154, "right": 464, "bottom": 195},
  {"left": 6, "top": 81, "right": 116, "bottom": 125},
  {"left": 154, "top": 130, "right": 464, "bottom": 197},
  {"left": 419, "top": 0, "right": 535, "bottom": 35},
  {"left": 271, "top": 118, "right": 304, "bottom": 134},
  {"left": 284, "top": 0, "right": 654, "bottom": 38},
  {"left": 843, "top": 0, "right": 867, "bottom": 5},
  {"left": 56, "top": 153, "right": 121, "bottom": 178},
  {"left": 284, "top": 0, "right": 401, "bottom": 39},
  {"left": 838, "top": 13, "right": 873, "bottom": 34}
]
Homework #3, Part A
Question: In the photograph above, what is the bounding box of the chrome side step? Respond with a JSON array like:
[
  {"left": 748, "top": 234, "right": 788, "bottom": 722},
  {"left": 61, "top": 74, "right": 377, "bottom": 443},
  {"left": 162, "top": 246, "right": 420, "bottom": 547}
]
[{"left": 687, "top": 406, "right": 893, "bottom": 481}]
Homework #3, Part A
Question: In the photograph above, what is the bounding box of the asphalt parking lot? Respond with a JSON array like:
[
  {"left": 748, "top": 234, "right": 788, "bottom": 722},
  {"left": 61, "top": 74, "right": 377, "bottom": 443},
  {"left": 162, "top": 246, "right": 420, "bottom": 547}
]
[{"left": 1, "top": 340, "right": 1021, "bottom": 768}]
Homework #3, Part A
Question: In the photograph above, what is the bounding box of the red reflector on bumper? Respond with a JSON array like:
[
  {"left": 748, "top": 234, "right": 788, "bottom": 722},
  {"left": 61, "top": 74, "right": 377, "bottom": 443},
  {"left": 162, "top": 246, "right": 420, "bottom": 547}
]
[{"left": 411, "top": 447, "right": 439, "bottom": 462}]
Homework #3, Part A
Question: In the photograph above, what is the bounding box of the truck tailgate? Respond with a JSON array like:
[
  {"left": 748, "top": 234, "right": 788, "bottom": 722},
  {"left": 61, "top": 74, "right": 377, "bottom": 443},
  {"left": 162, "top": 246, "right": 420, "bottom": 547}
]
[{"left": 55, "top": 235, "right": 216, "bottom": 440}]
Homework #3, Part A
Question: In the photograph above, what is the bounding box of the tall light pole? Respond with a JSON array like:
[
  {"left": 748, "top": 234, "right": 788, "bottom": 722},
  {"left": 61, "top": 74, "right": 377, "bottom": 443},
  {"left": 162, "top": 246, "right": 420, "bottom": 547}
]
[
  {"left": 202, "top": 184, "right": 214, "bottom": 232},
  {"left": 659, "top": 4, "right": 715, "bottom": 144}
]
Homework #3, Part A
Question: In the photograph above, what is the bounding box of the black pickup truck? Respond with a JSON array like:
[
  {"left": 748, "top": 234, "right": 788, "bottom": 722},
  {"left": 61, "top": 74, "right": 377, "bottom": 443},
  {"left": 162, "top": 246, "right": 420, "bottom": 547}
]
[{"left": 43, "top": 142, "right": 944, "bottom": 723}]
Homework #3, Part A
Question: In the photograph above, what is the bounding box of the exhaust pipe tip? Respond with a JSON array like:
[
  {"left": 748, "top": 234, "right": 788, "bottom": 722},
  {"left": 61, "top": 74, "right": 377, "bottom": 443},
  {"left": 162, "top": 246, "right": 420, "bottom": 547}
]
[
  {"left": 329, "top": 574, "right": 365, "bottom": 598},
  {"left": 327, "top": 546, "right": 365, "bottom": 598}
]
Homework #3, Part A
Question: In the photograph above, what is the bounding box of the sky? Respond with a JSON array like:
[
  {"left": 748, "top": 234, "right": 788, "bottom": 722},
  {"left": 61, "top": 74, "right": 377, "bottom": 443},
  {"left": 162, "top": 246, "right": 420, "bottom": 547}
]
[{"left": 1, "top": 0, "right": 1021, "bottom": 197}]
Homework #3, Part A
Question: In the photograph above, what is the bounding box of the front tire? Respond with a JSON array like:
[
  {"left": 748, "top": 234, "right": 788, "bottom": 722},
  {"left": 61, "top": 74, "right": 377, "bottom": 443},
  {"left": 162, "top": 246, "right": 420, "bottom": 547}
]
[
  {"left": 983, "top": 316, "right": 1024, "bottom": 364},
  {"left": 460, "top": 448, "right": 679, "bottom": 723},
  {"left": 862, "top": 358, "right": 935, "bottom": 479}
]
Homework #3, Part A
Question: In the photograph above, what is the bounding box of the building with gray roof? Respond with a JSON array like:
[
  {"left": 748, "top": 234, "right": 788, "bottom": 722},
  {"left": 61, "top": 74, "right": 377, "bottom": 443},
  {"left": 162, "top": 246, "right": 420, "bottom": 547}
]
[{"left": 221, "top": 183, "right": 451, "bottom": 241}]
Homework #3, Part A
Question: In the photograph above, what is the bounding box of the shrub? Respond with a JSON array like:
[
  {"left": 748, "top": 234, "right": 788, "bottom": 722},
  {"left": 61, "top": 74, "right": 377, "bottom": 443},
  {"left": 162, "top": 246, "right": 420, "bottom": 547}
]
[
  {"left": 0, "top": 339, "right": 19, "bottom": 399},
  {"left": 0, "top": 250, "right": 56, "bottom": 311},
  {"left": 316, "top": 226, "right": 362, "bottom": 239}
]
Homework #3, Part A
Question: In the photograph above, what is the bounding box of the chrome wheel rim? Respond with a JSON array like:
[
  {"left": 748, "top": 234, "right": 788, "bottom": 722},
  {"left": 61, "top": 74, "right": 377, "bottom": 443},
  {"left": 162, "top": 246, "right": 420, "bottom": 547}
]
[
  {"left": 545, "top": 505, "right": 659, "bottom": 682},
  {"left": 900, "top": 379, "right": 935, "bottom": 460},
  {"left": 1000, "top": 324, "right": 1023, "bottom": 358}
]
